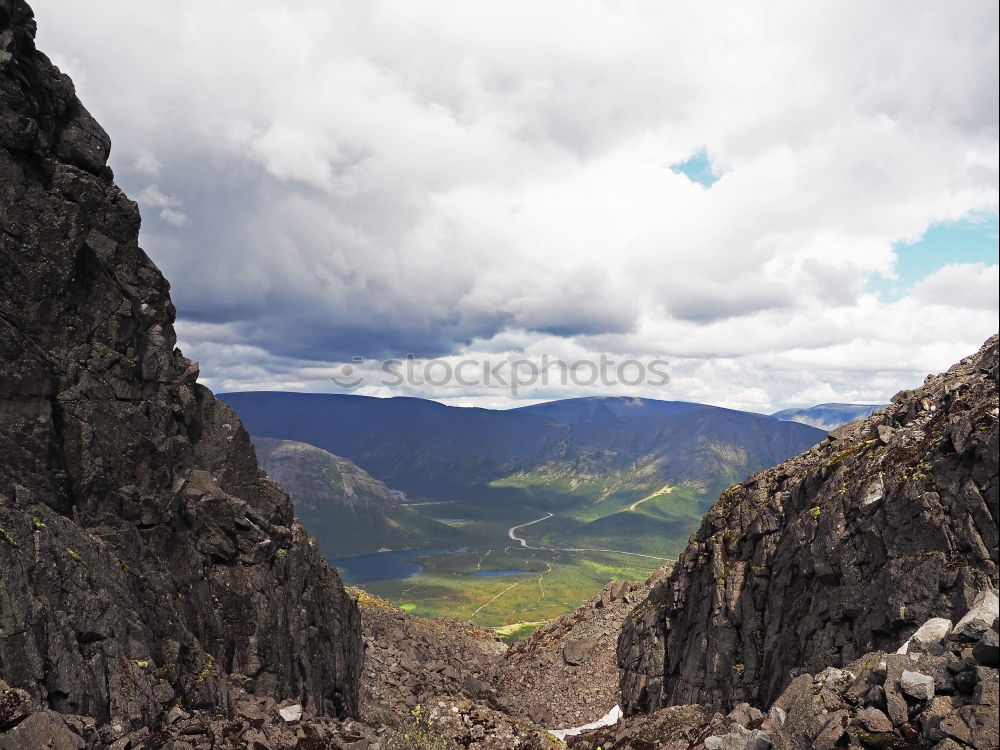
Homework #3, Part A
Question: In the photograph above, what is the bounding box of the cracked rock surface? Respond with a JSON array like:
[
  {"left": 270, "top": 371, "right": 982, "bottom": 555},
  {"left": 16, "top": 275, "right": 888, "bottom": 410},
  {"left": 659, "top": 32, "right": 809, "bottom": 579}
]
[
  {"left": 1, "top": 0, "right": 361, "bottom": 737},
  {"left": 573, "top": 603, "right": 1000, "bottom": 749},
  {"left": 619, "top": 335, "right": 999, "bottom": 714}
]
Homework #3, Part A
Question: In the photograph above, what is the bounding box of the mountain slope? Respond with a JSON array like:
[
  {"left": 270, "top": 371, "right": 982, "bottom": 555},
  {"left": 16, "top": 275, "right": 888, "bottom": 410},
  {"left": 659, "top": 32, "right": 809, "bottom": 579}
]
[
  {"left": 0, "top": 1, "right": 360, "bottom": 737},
  {"left": 618, "top": 335, "right": 999, "bottom": 714},
  {"left": 771, "top": 402, "right": 889, "bottom": 431},
  {"left": 220, "top": 392, "right": 826, "bottom": 554},
  {"left": 219, "top": 393, "right": 825, "bottom": 498},
  {"left": 252, "top": 437, "right": 460, "bottom": 557}
]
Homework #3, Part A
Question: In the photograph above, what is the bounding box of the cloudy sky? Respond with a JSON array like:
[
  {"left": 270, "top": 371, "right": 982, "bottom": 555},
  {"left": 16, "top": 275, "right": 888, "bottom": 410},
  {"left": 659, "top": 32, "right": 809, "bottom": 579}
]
[{"left": 34, "top": 1, "right": 999, "bottom": 411}]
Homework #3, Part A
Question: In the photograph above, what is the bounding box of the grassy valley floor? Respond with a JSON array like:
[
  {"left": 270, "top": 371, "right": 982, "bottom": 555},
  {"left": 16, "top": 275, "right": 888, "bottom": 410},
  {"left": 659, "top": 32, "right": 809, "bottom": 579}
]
[
  {"left": 337, "top": 546, "right": 660, "bottom": 630},
  {"left": 328, "top": 480, "right": 710, "bottom": 633}
]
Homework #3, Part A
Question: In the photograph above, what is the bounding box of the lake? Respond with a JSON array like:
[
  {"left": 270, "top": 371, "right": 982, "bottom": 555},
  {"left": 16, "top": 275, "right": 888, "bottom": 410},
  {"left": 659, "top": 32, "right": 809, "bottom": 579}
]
[{"left": 329, "top": 548, "right": 450, "bottom": 583}]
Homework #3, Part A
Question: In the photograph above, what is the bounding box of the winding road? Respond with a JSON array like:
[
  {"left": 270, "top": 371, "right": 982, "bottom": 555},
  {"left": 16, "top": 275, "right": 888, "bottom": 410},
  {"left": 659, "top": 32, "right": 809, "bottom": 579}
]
[
  {"left": 507, "top": 512, "right": 555, "bottom": 546},
  {"left": 506, "top": 512, "right": 670, "bottom": 561}
]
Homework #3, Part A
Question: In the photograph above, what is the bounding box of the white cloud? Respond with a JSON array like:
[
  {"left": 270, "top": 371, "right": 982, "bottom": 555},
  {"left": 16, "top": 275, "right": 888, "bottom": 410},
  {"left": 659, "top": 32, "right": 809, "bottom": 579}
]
[
  {"left": 137, "top": 185, "right": 188, "bottom": 227},
  {"left": 31, "top": 0, "right": 999, "bottom": 409},
  {"left": 911, "top": 263, "right": 999, "bottom": 310}
]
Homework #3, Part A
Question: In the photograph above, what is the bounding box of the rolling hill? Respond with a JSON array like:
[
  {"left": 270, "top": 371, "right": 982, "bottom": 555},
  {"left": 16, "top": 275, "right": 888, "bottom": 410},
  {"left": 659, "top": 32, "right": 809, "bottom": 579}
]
[{"left": 252, "top": 437, "right": 461, "bottom": 557}]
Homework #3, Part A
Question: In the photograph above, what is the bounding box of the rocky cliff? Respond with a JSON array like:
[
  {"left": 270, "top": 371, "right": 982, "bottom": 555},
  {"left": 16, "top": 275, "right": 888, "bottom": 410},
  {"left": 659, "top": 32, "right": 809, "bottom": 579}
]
[
  {"left": 618, "top": 335, "right": 999, "bottom": 714},
  {"left": 0, "top": 1, "right": 361, "bottom": 742}
]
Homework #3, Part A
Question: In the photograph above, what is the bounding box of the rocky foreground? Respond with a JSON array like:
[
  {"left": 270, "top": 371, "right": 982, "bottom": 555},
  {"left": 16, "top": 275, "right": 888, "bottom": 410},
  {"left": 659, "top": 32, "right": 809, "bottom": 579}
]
[
  {"left": 2, "top": 1, "right": 998, "bottom": 748},
  {"left": 572, "top": 593, "right": 999, "bottom": 749}
]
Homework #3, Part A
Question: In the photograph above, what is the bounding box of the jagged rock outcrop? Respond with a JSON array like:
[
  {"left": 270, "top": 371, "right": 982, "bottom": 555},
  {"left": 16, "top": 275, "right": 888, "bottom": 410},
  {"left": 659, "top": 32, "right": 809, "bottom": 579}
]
[
  {"left": 573, "top": 604, "right": 1000, "bottom": 749},
  {"left": 0, "top": 0, "right": 361, "bottom": 739},
  {"left": 619, "top": 336, "right": 999, "bottom": 714}
]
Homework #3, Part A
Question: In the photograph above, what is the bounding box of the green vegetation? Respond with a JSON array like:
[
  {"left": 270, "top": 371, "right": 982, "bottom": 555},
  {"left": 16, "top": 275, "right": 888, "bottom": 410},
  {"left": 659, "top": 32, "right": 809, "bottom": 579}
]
[
  {"left": 253, "top": 437, "right": 465, "bottom": 558},
  {"left": 345, "top": 547, "right": 659, "bottom": 627},
  {"left": 195, "top": 653, "right": 216, "bottom": 684},
  {"left": 0, "top": 526, "right": 17, "bottom": 548},
  {"left": 386, "top": 705, "right": 452, "bottom": 750},
  {"left": 493, "top": 621, "right": 545, "bottom": 644},
  {"left": 66, "top": 547, "right": 85, "bottom": 565}
]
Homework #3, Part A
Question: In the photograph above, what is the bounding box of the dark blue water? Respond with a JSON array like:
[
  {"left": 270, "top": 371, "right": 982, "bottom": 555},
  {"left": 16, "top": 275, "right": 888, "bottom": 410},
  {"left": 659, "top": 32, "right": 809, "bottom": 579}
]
[
  {"left": 472, "top": 570, "right": 532, "bottom": 577},
  {"left": 330, "top": 548, "right": 449, "bottom": 583}
]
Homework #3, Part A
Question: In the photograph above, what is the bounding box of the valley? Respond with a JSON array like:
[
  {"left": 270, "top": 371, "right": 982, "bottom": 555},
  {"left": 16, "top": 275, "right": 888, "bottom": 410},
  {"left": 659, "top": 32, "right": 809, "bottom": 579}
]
[
  {"left": 326, "top": 498, "right": 668, "bottom": 633},
  {"left": 232, "top": 394, "right": 827, "bottom": 625},
  {"left": 334, "top": 544, "right": 659, "bottom": 632},
  {"left": 2, "top": 4, "right": 996, "bottom": 748}
]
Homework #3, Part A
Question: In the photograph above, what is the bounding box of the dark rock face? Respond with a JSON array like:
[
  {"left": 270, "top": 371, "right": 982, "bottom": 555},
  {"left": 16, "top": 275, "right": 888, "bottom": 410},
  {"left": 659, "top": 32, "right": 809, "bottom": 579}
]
[
  {"left": 574, "top": 606, "right": 1000, "bottom": 750},
  {"left": 619, "top": 336, "right": 999, "bottom": 714},
  {"left": 0, "top": 0, "right": 361, "bottom": 735}
]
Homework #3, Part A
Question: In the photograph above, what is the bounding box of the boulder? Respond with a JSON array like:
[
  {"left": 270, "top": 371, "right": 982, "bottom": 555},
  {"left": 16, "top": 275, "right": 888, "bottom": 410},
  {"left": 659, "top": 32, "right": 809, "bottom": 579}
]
[
  {"left": 898, "top": 618, "right": 953, "bottom": 654},
  {"left": 563, "top": 637, "right": 600, "bottom": 666},
  {"left": 900, "top": 671, "right": 935, "bottom": 701},
  {"left": 950, "top": 590, "right": 999, "bottom": 643}
]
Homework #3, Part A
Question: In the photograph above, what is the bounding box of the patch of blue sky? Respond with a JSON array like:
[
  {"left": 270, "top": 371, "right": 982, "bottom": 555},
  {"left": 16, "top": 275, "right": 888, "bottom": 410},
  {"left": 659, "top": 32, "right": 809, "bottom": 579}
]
[
  {"left": 868, "top": 211, "right": 999, "bottom": 301},
  {"left": 669, "top": 148, "right": 721, "bottom": 188}
]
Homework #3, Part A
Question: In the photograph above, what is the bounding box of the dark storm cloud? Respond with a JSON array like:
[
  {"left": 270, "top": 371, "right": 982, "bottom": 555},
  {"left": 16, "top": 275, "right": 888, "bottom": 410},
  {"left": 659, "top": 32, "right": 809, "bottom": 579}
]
[{"left": 33, "top": 0, "right": 999, "bottom": 408}]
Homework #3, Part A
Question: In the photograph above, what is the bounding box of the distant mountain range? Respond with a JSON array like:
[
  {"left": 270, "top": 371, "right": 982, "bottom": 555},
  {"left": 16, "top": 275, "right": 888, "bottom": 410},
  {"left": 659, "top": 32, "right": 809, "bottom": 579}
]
[
  {"left": 223, "top": 394, "right": 827, "bottom": 556},
  {"left": 771, "top": 402, "right": 888, "bottom": 431}
]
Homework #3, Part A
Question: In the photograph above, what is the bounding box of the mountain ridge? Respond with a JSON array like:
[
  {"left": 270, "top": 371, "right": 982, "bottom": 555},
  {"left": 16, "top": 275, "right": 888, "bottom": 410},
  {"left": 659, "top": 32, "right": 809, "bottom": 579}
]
[
  {"left": 220, "top": 390, "right": 826, "bottom": 559},
  {"left": 772, "top": 402, "right": 890, "bottom": 431}
]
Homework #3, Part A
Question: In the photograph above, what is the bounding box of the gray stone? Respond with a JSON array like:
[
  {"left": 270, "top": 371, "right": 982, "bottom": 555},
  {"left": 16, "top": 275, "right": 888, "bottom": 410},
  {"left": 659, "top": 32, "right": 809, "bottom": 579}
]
[
  {"left": 703, "top": 725, "right": 772, "bottom": 750},
  {"left": 727, "top": 702, "right": 764, "bottom": 727},
  {"left": 562, "top": 636, "right": 599, "bottom": 666},
  {"left": 897, "top": 617, "right": 953, "bottom": 654},
  {"left": 0, "top": 682, "right": 32, "bottom": 730},
  {"left": 951, "top": 591, "right": 1000, "bottom": 643},
  {"left": 938, "top": 704, "right": 1000, "bottom": 748},
  {"left": 278, "top": 703, "right": 303, "bottom": 723},
  {"left": 931, "top": 740, "right": 966, "bottom": 750},
  {"left": 0, "top": 711, "right": 84, "bottom": 750},
  {"left": 972, "top": 666, "right": 998, "bottom": 705},
  {"left": 854, "top": 706, "right": 891, "bottom": 732},
  {"left": 900, "top": 670, "right": 935, "bottom": 701}
]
